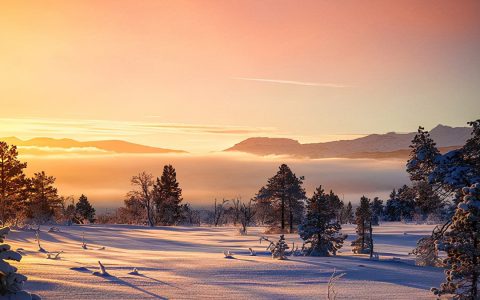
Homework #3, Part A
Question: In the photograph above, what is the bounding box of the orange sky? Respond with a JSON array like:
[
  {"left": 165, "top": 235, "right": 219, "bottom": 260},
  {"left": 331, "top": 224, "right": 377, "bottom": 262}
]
[{"left": 1, "top": 0, "right": 479, "bottom": 152}]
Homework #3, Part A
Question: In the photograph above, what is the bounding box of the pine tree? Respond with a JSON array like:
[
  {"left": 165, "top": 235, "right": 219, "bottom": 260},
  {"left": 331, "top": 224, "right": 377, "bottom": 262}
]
[
  {"left": 153, "top": 165, "right": 183, "bottom": 225},
  {"left": 432, "top": 183, "right": 480, "bottom": 299},
  {"left": 406, "top": 127, "right": 445, "bottom": 218},
  {"left": 27, "top": 171, "right": 62, "bottom": 224},
  {"left": 0, "top": 142, "right": 28, "bottom": 225},
  {"left": 343, "top": 201, "right": 354, "bottom": 224},
  {"left": 270, "top": 234, "right": 290, "bottom": 260},
  {"left": 371, "top": 197, "right": 384, "bottom": 225},
  {"left": 430, "top": 120, "right": 480, "bottom": 196},
  {"left": 255, "top": 164, "right": 306, "bottom": 233},
  {"left": 0, "top": 227, "right": 40, "bottom": 299},
  {"left": 327, "top": 190, "right": 344, "bottom": 223},
  {"left": 75, "top": 194, "right": 96, "bottom": 223},
  {"left": 299, "top": 186, "right": 347, "bottom": 256},
  {"left": 413, "top": 181, "right": 443, "bottom": 217},
  {"left": 351, "top": 196, "right": 373, "bottom": 254},
  {"left": 407, "top": 126, "right": 441, "bottom": 182}
]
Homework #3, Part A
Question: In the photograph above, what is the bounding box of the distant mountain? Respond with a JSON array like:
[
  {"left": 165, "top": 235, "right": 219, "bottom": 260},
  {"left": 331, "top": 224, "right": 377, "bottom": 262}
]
[
  {"left": 1, "top": 137, "right": 187, "bottom": 154},
  {"left": 225, "top": 124, "right": 472, "bottom": 159}
]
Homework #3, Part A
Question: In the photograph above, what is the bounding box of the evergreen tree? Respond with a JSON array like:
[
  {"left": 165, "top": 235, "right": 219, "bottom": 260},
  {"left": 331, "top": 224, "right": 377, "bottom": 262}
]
[
  {"left": 342, "top": 201, "right": 354, "bottom": 224},
  {"left": 430, "top": 120, "right": 480, "bottom": 196},
  {"left": 407, "top": 126, "right": 441, "bottom": 182},
  {"left": 413, "top": 181, "right": 443, "bottom": 217},
  {"left": 270, "top": 234, "right": 289, "bottom": 260},
  {"left": 27, "top": 171, "right": 61, "bottom": 224},
  {"left": 75, "top": 194, "right": 96, "bottom": 223},
  {"left": 406, "top": 127, "right": 444, "bottom": 217},
  {"left": 0, "top": 142, "right": 28, "bottom": 225},
  {"left": 371, "top": 197, "right": 384, "bottom": 225},
  {"left": 327, "top": 190, "right": 344, "bottom": 223},
  {"left": 351, "top": 196, "right": 373, "bottom": 254},
  {"left": 255, "top": 164, "right": 306, "bottom": 233},
  {"left": 153, "top": 165, "right": 183, "bottom": 225},
  {"left": 385, "top": 186, "right": 416, "bottom": 221},
  {"left": 299, "top": 186, "right": 347, "bottom": 256},
  {"left": 432, "top": 183, "right": 480, "bottom": 299}
]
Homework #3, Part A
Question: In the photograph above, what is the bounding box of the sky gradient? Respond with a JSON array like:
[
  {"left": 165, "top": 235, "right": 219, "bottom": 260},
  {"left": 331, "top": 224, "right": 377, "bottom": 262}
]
[{"left": 1, "top": 0, "right": 479, "bottom": 152}]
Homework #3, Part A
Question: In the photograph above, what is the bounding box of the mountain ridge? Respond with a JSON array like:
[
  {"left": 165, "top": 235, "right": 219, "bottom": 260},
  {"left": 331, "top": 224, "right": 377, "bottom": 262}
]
[
  {"left": 0, "top": 137, "right": 187, "bottom": 154},
  {"left": 225, "top": 124, "right": 472, "bottom": 159}
]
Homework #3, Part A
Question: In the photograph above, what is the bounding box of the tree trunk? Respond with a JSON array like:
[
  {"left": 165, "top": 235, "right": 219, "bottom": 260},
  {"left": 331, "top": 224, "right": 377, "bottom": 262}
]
[
  {"left": 472, "top": 223, "right": 478, "bottom": 299},
  {"left": 281, "top": 197, "right": 285, "bottom": 231},
  {"left": 369, "top": 218, "right": 374, "bottom": 258},
  {"left": 361, "top": 220, "right": 365, "bottom": 252},
  {"left": 289, "top": 209, "right": 293, "bottom": 233}
]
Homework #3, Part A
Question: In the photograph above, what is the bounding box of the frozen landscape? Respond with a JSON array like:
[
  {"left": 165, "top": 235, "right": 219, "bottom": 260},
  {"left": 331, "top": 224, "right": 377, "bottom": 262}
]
[{"left": 8, "top": 223, "right": 444, "bottom": 299}]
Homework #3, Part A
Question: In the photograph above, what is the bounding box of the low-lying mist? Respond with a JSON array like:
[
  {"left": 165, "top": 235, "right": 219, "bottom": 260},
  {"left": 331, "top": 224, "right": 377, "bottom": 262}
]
[{"left": 21, "top": 152, "right": 409, "bottom": 210}]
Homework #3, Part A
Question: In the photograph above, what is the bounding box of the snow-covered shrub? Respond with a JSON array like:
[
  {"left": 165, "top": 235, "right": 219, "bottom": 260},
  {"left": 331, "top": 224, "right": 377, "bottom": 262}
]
[
  {"left": 431, "top": 183, "right": 480, "bottom": 299},
  {"left": 270, "top": 235, "right": 289, "bottom": 260},
  {"left": 327, "top": 268, "right": 345, "bottom": 300},
  {"left": 0, "top": 227, "right": 40, "bottom": 300}
]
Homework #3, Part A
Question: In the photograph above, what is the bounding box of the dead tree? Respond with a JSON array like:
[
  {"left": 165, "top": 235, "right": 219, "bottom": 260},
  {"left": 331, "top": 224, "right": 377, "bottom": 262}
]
[
  {"left": 239, "top": 200, "right": 256, "bottom": 234},
  {"left": 214, "top": 199, "right": 229, "bottom": 226},
  {"left": 231, "top": 198, "right": 241, "bottom": 226}
]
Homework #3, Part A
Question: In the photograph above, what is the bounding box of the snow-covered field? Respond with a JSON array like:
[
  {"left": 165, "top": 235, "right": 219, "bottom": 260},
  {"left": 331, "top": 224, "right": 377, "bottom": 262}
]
[{"left": 8, "top": 223, "right": 444, "bottom": 299}]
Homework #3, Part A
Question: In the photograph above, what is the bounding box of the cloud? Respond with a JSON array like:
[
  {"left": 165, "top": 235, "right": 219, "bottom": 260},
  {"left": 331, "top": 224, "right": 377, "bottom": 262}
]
[
  {"left": 0, "top": 118, "right": 276, "bottom": 137},
  {"left": 233, "top": 77, "right": 350, "bottom": 88}
]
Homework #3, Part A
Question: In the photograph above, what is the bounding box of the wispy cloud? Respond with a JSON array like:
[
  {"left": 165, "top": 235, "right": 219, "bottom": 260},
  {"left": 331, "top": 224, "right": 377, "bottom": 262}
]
[
  {"left": 0, "top": 118, "right": 276, "bottom": 138},
  {"left": 233, "top": 77, "right": 350, "bottom": 88}
]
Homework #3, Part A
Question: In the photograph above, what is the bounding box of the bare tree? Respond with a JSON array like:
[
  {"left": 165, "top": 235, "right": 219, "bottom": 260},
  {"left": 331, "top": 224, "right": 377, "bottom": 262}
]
[
  {"left": 239, "top": 199, "right": 255, "bottom": 234},
  {"left": 128, "top": 172, "right": 155, "bottom": 227},
  {"left": 231, "top": 198, "right": 241, "bottom": 226},
  {"left": 214, "top": 199, "right": 229, "bottom": 227}
]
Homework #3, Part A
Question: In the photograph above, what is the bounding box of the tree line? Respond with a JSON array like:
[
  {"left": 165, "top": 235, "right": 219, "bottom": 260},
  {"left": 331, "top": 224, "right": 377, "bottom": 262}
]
[{"left": 0, "top": 142, "right": 96, "bottom": 226}]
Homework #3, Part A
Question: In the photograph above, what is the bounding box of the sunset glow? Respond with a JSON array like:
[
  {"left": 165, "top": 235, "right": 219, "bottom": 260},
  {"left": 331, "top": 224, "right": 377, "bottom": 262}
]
[{"left": 1, "top": 0, "right": 479, "bottom": 153}]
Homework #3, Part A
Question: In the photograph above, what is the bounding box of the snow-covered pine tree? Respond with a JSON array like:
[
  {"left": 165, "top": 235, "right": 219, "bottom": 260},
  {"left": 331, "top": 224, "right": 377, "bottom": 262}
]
[
  {"left": 270, "top": 235, "right": 289, "bottom": 260},
  {"left": 299, "top": 186, "right": 347, "bottom": 256},
  {"left": 407, "top": 126, "right": 441, "bottom": 182},
  {"left": 411, "top": 222, "right": 448, "bottom": 267},
  {"left": 0, "top": 227, "right": 40, "bottom": 300},
  {"left": 406, "top": 126, "right": 445, "bottom": 218},
  {"left": 351, "top": 196, "right": 373, "bottom": 254},
  {"left": 430, "top": 120, "right": 480, "bottom": 199},
  {"left": 75, "top": 194, "right": 96, "bottom": 224},
  {"left": 431, "top": 183, "right": 480, "bottom": 299}
]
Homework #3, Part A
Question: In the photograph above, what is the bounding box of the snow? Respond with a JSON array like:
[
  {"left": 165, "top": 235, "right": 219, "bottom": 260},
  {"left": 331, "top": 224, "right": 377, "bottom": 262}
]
[{"left": 6, "top": 223, "right": 444, "bottom": 299}]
